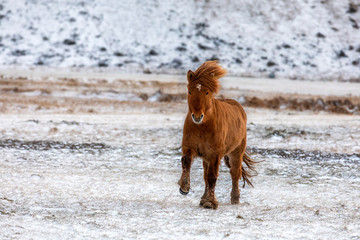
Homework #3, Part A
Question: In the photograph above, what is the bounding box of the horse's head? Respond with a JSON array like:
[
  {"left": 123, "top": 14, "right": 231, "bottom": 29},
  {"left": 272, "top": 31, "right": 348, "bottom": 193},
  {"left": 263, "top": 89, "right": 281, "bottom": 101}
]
[
  {"left": 187, "top": 79, "right": 213, "bottom": 124},
  {"left": 186, "top": 61, "right": 227, "bottom": 125}
]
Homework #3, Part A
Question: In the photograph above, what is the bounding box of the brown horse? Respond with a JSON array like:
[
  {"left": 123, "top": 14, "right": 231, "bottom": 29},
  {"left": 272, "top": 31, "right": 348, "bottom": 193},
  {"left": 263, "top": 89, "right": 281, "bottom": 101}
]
[{"left": 178, "top": 61, "right": 257, "bottom": 209}]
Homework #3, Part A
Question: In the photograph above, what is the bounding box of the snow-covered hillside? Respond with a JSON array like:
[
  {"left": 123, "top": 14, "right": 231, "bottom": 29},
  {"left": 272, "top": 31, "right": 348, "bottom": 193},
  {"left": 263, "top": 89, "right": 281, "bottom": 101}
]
[{"left": 0, "top": 0, "right": 359, "bottom": 80}]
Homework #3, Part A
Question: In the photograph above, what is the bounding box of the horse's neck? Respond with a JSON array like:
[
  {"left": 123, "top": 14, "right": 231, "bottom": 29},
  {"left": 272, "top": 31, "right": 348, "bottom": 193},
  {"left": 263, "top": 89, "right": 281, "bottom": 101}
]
[
  {"left": 212, "top": 98, "right": 221, "bottom": 113},
  {"left": 208, "top": 98, "right": 221, "bottom": 124}
]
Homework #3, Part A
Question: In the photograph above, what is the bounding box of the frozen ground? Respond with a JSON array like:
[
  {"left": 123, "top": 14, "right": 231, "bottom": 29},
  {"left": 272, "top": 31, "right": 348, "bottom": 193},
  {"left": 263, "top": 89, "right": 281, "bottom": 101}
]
[
  {"left": 0, "top": 0, "right": 360, "bottom": 80},
  {"left": 0, "top": 70, "right": 360, "bottom": 239}
]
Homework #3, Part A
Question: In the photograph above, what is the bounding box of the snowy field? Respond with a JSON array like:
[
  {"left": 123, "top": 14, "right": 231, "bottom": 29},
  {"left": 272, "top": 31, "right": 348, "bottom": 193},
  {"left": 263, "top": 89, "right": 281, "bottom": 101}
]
[
  {"left": 1, "top": 0, "right": 360, "bottom": 238},
  {"left": 0, "top": 0, "right": 360, "bottom": 80},
  {"left": 0, "top": 70, "right": 360, "bottom": 239}
]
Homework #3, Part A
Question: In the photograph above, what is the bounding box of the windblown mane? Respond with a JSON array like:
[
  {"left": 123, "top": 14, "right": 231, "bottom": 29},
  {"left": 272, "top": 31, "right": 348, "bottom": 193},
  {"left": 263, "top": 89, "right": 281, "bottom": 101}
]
[{"left": 187, "top": 61, "right": 227, "bottom": 94}]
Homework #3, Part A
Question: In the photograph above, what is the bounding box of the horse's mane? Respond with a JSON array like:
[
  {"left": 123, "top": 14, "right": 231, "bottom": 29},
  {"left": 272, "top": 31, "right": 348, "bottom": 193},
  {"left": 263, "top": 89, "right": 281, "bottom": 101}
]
[{"left": 187, "top": 61, "right": 227, "bottom": 94}]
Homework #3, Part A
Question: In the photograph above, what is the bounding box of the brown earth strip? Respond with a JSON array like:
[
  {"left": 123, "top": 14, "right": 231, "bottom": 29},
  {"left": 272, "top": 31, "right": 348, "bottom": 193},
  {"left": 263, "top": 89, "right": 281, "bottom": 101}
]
[
  {"left": 0, "top": 139, "right": 111, "bottom": 151},
  {"left": 141, "top": 91, "right": 360, "bottom": 115},
  {"left": 1, "top": 76, "right": 359, "bottom": 114},
  {"left": 242, "top": 96, "right": 359, "bottom": 115},
  {"left": 248, "top": 146, "right": 360, "bottom": 162},
  {"left": 1, "top": 139, "right": 358, "bottom": 162}
]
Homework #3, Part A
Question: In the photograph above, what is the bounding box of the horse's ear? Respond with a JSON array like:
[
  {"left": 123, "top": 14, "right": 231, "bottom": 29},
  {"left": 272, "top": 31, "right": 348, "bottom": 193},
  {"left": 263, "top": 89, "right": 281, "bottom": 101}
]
[{"left": 187, "top": 70, "right": 195, "bottom": 82}]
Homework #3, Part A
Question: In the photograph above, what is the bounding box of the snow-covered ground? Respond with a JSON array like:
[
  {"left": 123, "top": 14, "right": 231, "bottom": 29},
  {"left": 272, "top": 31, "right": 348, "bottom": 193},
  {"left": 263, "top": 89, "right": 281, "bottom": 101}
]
[
  {"left": 0, "top": 71, "right": 360, "bottom": 239},
  {"left": 0, "top": 0, "right": 360, "bottom": 80},
  {"left": 0, "top": 112, "right": 359, "bottom": 240}
]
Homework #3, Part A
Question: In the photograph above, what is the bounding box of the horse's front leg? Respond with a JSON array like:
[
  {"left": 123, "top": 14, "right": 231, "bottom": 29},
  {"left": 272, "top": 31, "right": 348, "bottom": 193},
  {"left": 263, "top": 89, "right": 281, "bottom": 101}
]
[
  {"left": 200, "top": 160, "right": 209, "bottom": 206},
  {"left": 201, "top": 156, "right": 221, "bottom": 210},
  {"left": 178, "top": 149, "right": 193, "bottom": 195}
]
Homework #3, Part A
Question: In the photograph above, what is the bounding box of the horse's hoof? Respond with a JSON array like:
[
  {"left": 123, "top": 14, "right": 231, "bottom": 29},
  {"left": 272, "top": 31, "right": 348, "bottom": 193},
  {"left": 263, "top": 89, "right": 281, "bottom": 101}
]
[
  {"left": 202, "top": 201, "right": 218, "bottom": 210},
  {"left": 179, "top": 188, "right": 189, "bottom": 195},
  {"left": 203, "top": 202, "right": 212, "bottom": 209},
  {"left": 231, "top": 198, "right": 240, "bottom": 205}
]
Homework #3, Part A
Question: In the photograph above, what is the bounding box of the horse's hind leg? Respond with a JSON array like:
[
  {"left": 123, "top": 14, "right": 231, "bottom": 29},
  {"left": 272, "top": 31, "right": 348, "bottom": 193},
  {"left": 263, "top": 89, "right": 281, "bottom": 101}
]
[
  {"left": 224, "top": 155, "right": 231, "bottom": 168},
  {"left": 200, "top": 160, "right": 209, "bottom": 206},
  {"left": 201, "top": 156, "right": 221, "bottom": 209},
  {"left": 229, "top": 142, "right": 246, "bottom": 204}
]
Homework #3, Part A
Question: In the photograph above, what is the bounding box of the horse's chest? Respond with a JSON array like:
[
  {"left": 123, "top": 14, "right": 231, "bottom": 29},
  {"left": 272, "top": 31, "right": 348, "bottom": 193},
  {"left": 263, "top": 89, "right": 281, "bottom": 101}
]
[
  {"left": 194, "top": 132, "right": 224, "bottom": 157},
  {"left": 183, "top": 119, "right": 227, "bottom": 157},
  {"left": 194, "top": 130, "right": 216, "bottom": 145}
]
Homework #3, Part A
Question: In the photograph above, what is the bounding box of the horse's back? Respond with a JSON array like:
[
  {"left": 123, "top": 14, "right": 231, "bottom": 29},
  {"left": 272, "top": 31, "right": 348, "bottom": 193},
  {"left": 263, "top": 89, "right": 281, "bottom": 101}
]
[{"left": 218, "top": 98, "right": 247, "bottom": 122}]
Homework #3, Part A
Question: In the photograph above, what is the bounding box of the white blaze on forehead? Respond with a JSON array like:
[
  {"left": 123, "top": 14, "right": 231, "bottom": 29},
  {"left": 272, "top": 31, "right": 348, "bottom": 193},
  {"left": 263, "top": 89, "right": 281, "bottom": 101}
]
[{"left": 196, "top": 84, "right": 201, "bottom": 91}]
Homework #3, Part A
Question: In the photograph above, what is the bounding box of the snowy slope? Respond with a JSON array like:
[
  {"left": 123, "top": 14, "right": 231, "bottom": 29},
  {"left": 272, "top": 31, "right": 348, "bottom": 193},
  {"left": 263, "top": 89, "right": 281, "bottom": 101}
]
[{"left": 0, "top": 0, "right": 360, "bottom": 80}]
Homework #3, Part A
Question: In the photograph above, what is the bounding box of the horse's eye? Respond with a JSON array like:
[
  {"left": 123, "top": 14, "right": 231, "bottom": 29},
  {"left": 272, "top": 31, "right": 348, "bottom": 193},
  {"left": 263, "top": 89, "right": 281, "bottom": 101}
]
[
  {"left": 188, "top": 91, "right": 191, "bottom": 95},
  {"left": 206, "top": 92, "right": 209, "bottom": 95}
]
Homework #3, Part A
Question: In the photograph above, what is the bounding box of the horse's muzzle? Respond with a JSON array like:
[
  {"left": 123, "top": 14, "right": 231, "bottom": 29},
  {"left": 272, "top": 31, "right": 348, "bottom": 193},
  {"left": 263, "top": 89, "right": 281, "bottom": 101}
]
[{"left": 191, "top": 113, "right": 204, "bottom": 124}]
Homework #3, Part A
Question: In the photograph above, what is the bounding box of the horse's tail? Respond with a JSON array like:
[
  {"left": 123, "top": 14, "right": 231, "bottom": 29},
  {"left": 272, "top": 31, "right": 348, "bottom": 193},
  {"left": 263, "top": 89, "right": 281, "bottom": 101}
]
[{"left": 241, "top": 151, "right": 258, "bottom": 188}]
